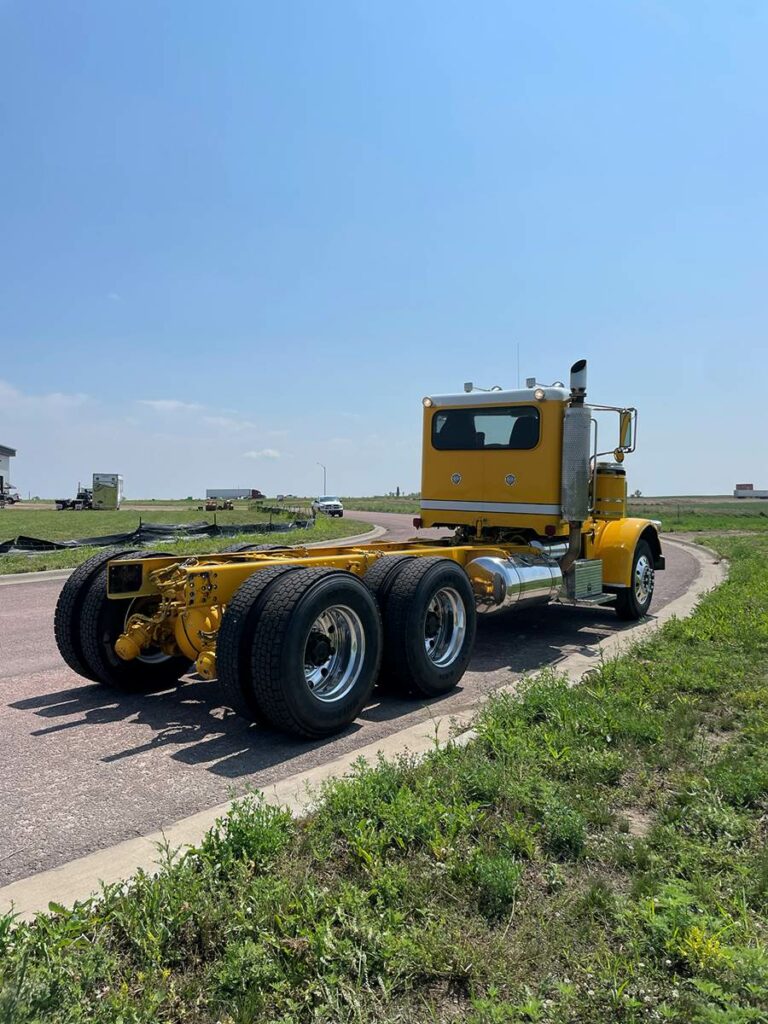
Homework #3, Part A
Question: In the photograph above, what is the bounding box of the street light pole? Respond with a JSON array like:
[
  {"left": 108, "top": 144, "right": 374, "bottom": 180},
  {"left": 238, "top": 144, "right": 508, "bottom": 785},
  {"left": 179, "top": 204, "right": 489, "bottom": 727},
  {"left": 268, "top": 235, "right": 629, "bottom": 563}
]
[{"left": 316, "top": 462, "right": 327, "bottom": 494}]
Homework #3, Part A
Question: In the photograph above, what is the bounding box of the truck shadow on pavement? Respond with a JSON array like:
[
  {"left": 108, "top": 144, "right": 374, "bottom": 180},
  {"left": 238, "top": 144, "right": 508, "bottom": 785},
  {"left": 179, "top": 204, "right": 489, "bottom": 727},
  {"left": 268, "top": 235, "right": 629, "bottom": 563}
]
[{"left": 9, "top": 605, "right": 645, "bottom": 781}]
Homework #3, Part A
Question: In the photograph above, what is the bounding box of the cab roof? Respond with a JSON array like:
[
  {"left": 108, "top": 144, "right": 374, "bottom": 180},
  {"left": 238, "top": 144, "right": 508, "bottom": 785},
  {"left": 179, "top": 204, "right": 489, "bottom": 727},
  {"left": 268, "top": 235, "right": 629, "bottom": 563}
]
[{"left": 425, "top": 386, "right": 570, "bottom": 407}]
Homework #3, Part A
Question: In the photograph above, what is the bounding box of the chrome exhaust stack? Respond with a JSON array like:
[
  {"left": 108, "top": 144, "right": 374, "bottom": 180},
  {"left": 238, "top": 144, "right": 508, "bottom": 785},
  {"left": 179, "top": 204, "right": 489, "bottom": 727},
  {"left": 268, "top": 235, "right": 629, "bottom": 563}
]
[{"left": 560, "top": 358, "right": 591, "bottom": 575}]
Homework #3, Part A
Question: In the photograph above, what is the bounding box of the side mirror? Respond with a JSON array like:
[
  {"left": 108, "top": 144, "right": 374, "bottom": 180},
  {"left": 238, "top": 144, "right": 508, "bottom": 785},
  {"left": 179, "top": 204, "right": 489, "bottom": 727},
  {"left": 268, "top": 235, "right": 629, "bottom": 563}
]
[{"left": 619, "top": 410, "right": 634, "bottom": 450}]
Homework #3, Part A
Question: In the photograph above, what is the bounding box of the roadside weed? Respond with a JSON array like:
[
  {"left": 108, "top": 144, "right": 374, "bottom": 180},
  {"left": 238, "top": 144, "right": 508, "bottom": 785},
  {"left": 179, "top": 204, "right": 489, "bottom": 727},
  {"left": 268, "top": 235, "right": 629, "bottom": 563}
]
[{"left": 1, "top": 534, "right": 767, "bottom": 1021}]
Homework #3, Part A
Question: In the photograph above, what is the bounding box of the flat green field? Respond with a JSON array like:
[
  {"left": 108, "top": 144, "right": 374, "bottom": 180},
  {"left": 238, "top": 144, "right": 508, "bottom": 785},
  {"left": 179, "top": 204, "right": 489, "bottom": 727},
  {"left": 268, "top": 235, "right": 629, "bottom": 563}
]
[
  {"left": 343, "top": 495, "right": 768, "bottom": 533},
  {"left": 630, "top": 498, "right": 768, "bottom": 532},
  {"left": 0, "top": 507, "right": 372, "bottom": 575},
  {"left": 343, "top": 496, "right": 422, "bottom": 514},
  {"left": 2, "top": 532, "right": 766, "bottom": 1022}
]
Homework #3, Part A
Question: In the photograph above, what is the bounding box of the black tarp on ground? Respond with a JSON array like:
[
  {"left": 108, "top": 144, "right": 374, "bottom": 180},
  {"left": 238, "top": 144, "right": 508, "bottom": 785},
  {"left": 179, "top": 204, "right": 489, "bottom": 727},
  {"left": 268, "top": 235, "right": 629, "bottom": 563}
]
[{"left": 0, "top": 519, "right": 314, "bottom": 554}]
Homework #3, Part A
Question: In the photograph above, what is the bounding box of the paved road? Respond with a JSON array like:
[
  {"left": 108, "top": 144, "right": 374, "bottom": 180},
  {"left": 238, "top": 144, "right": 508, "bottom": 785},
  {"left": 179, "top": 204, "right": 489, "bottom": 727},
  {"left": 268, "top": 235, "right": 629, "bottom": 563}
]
[{"left": 0, "top": 514, "right": 699, "bottom": 886}]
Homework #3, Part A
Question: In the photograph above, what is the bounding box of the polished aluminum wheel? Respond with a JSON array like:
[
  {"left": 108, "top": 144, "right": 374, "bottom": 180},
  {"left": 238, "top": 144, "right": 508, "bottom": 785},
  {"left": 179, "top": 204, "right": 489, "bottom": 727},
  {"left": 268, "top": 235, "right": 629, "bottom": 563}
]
[
  {"left": 634, "top": 554, "right": 654, "bottom": 605},
  {"left": 303, "top": 605, "right": 366, "bottom": 703},
  {"left": 423, "top": 587, "right": 467, "bottom": 667}
]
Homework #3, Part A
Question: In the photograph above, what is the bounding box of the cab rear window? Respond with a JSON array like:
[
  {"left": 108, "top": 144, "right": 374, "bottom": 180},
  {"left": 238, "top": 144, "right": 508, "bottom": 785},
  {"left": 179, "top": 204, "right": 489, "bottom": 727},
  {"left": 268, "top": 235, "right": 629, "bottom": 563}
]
[{"left": 432, "top": 406, "right": 540, "bottom": 450}]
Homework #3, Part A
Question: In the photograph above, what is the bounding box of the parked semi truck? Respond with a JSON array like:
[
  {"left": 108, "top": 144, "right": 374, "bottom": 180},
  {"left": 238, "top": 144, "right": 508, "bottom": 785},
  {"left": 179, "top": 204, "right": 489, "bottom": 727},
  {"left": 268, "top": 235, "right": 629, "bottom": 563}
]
[
  {"left": 56, "top": 474, "right": 123, "bottom": 510},
  {"left": 54, "top": 360, "right": 664, "bottom": 739}
]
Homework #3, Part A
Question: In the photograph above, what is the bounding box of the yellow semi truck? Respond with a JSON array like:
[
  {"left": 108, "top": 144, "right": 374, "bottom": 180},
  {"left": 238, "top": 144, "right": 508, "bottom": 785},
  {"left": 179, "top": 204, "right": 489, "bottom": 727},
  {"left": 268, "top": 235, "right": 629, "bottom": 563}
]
[{"left": 54, "top": 360, "right": 664, "bottom": 738}]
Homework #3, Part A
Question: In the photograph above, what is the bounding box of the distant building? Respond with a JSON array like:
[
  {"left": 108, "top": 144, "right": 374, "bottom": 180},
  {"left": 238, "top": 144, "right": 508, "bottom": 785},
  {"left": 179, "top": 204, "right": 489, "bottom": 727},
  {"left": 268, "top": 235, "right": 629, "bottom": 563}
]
[
  {"left": 0, "top": 444, "right": 16, "bottom": 491},
  {"left": 206, "top": 488, "right": 265, "bottom": 500},
  {"left": 734, "top": 483, "right": 768, "bottom": 499}
]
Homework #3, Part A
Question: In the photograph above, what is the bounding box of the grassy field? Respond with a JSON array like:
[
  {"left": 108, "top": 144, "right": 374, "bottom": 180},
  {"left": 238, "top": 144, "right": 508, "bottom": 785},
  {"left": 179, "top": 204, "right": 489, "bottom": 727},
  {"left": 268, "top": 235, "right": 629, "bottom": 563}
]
[
  {"left": 11, "top": 495, "right": 768, "bottom": 534},
  {"left": 341, "top": 495, "right": 768, "bottom": 533},
  {"left": 343, "top": 497, "right": 423, "bottom": 515},
  {"left": 630, "top": 498, "right": 768, "bottom": 533},
  {"left": 0, "top": 507, "right": 372, "bottom": 575},
  {"left": 1, "top": 532, "right": 766, "bottom": 1022}
]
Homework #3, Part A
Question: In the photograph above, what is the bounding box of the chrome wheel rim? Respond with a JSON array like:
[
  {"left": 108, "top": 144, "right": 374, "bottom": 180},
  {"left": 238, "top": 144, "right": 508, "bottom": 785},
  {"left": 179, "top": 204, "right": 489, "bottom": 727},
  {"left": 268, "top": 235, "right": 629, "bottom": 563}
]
[
  {"left": 303, "top": 605, "right": 366, "bottom": 703},
  {"left": 423, "top": 587, "right": 466, "bottom": 667},
  {"left": 125, "top": 598, "right": 172, "bottom": 665},
  {"left": 634, "top": 554, "right": 654, "bottom": 605}
]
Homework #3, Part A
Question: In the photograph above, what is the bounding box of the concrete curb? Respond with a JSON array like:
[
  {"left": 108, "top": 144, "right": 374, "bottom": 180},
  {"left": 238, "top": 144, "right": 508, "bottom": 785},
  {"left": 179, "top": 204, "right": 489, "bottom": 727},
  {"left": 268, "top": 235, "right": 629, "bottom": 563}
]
[
  {"left": 310, "top": 524, "right": 384, "bottom": 547},
  {"left": 0, "top": 537, "right": 726, "bottom": 920},
  {"left": 0, "top": 524, "right": 383, "bottom": 587},
  {"left": 0, "top": 567, "right": 75, "bottom": 586}
]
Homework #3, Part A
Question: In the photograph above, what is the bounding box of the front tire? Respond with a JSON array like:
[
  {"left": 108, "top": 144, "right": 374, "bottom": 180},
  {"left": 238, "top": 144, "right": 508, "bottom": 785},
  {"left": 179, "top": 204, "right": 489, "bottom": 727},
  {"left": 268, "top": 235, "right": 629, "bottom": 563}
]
[
  {"left": 615, "top": 540, "right": 655, "bottom": 620},
  {"left": 248, "top": 568, "right": 383, "bottom": 738}
]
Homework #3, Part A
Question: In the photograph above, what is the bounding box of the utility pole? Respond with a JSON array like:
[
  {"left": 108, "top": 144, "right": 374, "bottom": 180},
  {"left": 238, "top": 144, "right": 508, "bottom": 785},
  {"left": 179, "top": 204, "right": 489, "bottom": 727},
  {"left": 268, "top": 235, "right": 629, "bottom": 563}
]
[{"left": 316, "top": 462, "right": 327, "bottom": 494}]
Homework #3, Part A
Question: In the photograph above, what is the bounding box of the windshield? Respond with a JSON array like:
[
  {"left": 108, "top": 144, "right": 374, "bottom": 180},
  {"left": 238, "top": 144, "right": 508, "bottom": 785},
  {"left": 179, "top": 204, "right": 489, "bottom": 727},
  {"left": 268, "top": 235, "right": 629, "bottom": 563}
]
[{"left": 319, "top": 496, "right": 340, "bottom": 502}]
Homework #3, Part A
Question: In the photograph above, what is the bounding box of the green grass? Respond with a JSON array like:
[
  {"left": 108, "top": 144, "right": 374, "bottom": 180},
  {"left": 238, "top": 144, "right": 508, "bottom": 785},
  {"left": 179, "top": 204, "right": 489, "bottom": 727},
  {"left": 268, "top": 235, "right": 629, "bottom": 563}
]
[
  {"left": 1, "top": 507, "right": 279, "bottom": 543},
  {"left": 339, "top": 494, "right": 768, "bottom": 532},
  {"left": 0, "top": 512, "right": 372, "bottom": 575},
  {"left": 629, "top": 500, "right": 768, "bottom": 533},
  {"left": 2, "top": 532, "right": 767, "bottom": 1022},
  {"left": 343, "top": 496, "right": 422, "bottom": 514}
]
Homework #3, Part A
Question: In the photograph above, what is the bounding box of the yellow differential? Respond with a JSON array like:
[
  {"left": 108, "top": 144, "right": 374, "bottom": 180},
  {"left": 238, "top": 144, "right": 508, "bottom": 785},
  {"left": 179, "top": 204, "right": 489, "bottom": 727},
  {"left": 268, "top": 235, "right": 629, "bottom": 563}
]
[
  {"left": 174, "top": 606, "right": 222, "bottom": 660},
  {"left": 115, "top": 619, "right": 155, "bottom": 661}
]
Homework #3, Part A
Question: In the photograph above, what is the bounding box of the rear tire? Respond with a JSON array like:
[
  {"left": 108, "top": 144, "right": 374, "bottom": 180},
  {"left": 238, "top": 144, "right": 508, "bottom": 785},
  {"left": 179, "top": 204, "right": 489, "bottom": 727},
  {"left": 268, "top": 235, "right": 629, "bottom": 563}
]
[
  {"left": 54, "top": 547, "right": 142, "bottom": 681},
  {"left": 615, "top": 540, "right": 655, "bottom": 621},
  {"left": 79, "top": 561, "right": 191, "bottom": 691},
  {"left": 216, "top": 565, "right": 300, "bottom": 721},
  {"left": 363, "top": 555, "right": 417, "bottom": 605},
  {"left": 248, "top": 568, "right": 383, "bottom": 738},
  {"left": 378, "top": 557, "right": 477, "bottom": 698}
]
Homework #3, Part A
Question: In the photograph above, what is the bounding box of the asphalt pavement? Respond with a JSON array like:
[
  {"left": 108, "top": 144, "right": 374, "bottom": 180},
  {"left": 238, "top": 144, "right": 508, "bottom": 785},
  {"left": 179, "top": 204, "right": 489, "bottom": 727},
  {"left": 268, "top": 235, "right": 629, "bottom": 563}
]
[{"left": 0, "top": 511, "right": 699, "bottom": 887}]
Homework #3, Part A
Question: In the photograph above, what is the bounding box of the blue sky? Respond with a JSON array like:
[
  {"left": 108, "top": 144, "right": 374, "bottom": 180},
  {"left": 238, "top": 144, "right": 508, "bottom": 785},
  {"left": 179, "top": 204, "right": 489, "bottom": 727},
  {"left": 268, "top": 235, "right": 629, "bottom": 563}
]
[{"left": 1, "top": 0, "right": 766, "bottom": 498}]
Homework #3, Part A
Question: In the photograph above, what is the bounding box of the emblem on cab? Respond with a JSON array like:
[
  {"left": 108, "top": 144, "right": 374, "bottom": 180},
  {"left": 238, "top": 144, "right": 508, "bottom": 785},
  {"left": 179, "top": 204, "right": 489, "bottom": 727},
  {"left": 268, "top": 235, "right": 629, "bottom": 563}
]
[
  {"left": 505, "top": 474, "right": 517, "bottom": 486},
  {"left": 451, "top": 473, "right": 462, "bottom": 485}
]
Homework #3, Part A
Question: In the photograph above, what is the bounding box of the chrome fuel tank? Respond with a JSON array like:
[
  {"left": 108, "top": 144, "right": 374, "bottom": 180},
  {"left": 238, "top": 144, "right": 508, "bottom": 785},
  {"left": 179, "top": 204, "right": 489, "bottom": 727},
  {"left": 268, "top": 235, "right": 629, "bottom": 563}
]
[{"left": 467, "top": 554, "right": 563, "bottom": 614}]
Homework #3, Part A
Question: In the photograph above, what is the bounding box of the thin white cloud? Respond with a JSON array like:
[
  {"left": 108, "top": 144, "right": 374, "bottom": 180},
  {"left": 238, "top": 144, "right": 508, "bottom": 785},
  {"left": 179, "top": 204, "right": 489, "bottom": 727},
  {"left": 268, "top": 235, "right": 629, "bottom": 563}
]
[
  {"left": 137, "top": 399, "right": 202, "bottom": 413},
  {"left": 203, "top": 414, "right": 258, "bottom": 432},
  {"left": 107, "top": 291, "right": 122, "bottom": 302},
  {"left": 243, "top": 448, "right": 282, "bottom": 460},
  {"left": 0, "top": 379, "right": 89, "bottom": 414}
]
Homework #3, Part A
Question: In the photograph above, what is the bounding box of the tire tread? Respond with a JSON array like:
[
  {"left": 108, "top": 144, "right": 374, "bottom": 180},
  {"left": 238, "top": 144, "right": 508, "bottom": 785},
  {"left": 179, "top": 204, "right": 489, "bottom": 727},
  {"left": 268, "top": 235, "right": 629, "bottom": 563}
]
[
  {"left": 217, "top": 566, "right": 299, "bottom": 720},
  {"left": 54, "top": 547, "right": 140, "bottom": 680},
  {"left": 381, "top": 557, "right": 476, "bottom": 696},
  {"left": 250, "top": 568, "right": 339, "bottom": 735}
]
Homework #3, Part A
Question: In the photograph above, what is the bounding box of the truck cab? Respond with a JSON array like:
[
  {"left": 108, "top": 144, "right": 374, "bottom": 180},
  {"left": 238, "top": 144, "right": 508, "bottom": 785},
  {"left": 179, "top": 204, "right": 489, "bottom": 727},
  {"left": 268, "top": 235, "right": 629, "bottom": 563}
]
[
  {"left": 419, "top": 361, "right": 664, "bottom": 608},
  {"left": 420, "top": 386, "right": 568, "bottom": 537}
]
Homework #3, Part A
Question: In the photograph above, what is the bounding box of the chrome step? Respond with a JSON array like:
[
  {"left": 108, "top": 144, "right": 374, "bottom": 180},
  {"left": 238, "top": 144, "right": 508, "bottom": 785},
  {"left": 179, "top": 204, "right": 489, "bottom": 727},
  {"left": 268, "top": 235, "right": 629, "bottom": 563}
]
[{"left": 556, "top": 592, "right": 616, "bottom": 607}]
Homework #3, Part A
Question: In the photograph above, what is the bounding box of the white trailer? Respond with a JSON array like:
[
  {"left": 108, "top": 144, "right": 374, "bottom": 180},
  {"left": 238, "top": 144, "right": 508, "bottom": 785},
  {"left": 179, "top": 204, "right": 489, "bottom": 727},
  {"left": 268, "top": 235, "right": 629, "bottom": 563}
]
[
  {"left": 0, "top": 444, "right": 16, "bottom": 496},
  {"left": 92, "top": 473, "right": 124, "bottom": 510}
]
